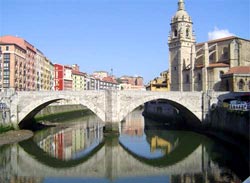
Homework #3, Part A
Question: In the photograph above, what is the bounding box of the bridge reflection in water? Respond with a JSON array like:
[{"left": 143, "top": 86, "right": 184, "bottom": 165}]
[{"left": 0, "top": 109, "right": 246, "bottom": 183}]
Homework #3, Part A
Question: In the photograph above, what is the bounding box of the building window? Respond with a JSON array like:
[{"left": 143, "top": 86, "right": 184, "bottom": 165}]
[
  {"left": 219, "top": 71, "right": 224, "bottom": 78},
  {"left": 209, "top": 53, "right": 214, "bottom": 62},
  {"left": 222, "top": 47, "right": 228, "bottom": 59},
  {"left": 226, "top": 80, "right": 229, "bottom": 91},
  {"left": 186, "top": 28, "right": 189, "bottom": 38},
  {"left": 238, "top": 79, "right": 244, "bottom": 91},
  {"left": 186, "top": 74, "right": 189, "bottom": 83},
  {"left": 198, "top": 73, "right": 201, "bottom": 81},
  {"left": 174, "top": 29, "right": 178, "bottom": 37},
  {"left": 6, "top": 46, "right": 9, "bottom": 51}
]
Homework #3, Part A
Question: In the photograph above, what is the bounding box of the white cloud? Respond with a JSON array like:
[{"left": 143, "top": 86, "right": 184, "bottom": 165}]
[{"left": 208, "top": 27, "right": 235, "bottom": 40}]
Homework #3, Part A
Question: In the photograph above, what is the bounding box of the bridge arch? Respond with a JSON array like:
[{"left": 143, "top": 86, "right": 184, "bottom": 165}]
[
  {"left": 18, "top": 94, "right": 105, "bottom": 129},
  {"left": 118, "top": 92, "right": 202, "bottom": 127}
]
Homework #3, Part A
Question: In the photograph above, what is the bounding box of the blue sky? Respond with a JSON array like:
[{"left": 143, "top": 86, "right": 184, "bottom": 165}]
[{"left": 0, "top": 0, "right": 249, "bottom": 84}]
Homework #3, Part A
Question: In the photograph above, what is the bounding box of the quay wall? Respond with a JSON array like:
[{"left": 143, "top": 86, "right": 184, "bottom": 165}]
[
  {"left": 35, "top": 104, "right": 87, "bottom": 118},
  {"left": 208, "top": 107, "right": 250, "bottom": 141},
  {"left": 0, "top": 109, "right": 11, "bottom": 127}
]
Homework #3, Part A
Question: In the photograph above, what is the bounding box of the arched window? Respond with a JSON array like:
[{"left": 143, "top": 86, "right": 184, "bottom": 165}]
[
  {"left": 219, "top": 71, "right": 224, "bottom": 78},
  {"left": 238, "top": 79, "right": 245, "bottom": 91},
  {"left": 174, "top": 29, "right": 178, "bottom": 37},
  {"left": 186, "top": 28, "right": 189, "bottom": 38},
  {"left": 186, "top": 74, "right": 189, "bottom": 83},
  {"left": 222, "top": 47, "right": 228, "bottom": 59},
  {"left": 198, "top": 73, "right": 201, "bottom": 81}
]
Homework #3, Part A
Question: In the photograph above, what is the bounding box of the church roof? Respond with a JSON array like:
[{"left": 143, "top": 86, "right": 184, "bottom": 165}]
[
  {"left": 224, "top": 66, "right": 250, "bottom": 75},
  {"left": 196, "top": 36, "right": 250, "bottom": 47},
  {"left": 208, "top": 63, "right": 229, "bottom": 68},
  {"left": 195, "top": 62, "right": 229, "bottom": 69}
]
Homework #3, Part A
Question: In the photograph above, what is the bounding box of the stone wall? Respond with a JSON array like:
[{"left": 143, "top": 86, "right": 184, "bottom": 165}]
[
  {"left": 209, "top": 107, "right": 250, "bottom": 141},
  {"left": 0, "top": 109, "right": 11, "bottom": 126},
  {"left": 35, "top": 104, "right": 87, "bottom": 118}
]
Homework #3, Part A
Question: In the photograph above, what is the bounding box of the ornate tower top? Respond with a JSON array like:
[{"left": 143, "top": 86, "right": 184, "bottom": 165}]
[
  {"left": 172, "top": 0, "right": 190, "bottom": 23},
  {"left": 168, "top": 0, "right": 196, "bottom": 44},
  {"left": 178, "top": 0, "right": 185, "bottom": 11}
]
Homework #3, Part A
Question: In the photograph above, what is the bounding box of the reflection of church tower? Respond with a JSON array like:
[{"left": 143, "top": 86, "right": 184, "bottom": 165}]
[{"left": 168, "top": 0, "right": 196, "bottom": 91}]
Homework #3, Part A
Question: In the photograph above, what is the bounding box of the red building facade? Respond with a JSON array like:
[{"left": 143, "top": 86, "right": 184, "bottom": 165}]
[
  {"left": 54, "top": 64, "right": 73, "bottom": 91},
  {"left": 54, "top": 64, "right": 64, "bottom": 90}
]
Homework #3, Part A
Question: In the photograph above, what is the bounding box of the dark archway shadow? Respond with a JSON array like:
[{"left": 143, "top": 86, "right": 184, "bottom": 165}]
[
  {"left": 19, "top": 138, "right": 105, "bottom": 168},
  {"left": 142, "top": 98, "right": 202, "bottom": 129},
  {"left": 19, "top": 99, "right": 63, "bottom": 129},
  {"left": 119, "top": 128, "right": 202, "bottom": 167}
]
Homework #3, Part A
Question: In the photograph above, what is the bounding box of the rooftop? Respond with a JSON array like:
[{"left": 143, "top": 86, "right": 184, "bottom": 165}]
[{"left": 224, "top": 66, "right": 250, "bottom": 75}]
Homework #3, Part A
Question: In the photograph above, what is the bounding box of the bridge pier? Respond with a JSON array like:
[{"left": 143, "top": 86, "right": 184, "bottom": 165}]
[
  {"left": 104, "top": 90, "right": 120, "bottom": 133},
  {"left": 104, "top": 122, "right": 119, "bottom": 134}
]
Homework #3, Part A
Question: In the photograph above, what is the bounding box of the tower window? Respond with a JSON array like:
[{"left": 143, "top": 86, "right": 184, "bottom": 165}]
[
  {"left": 186, "top": 28, "right": 189, "bottom": 38},
  {"left": 174, "top": 29, "right": 178, "bottom": 37}
]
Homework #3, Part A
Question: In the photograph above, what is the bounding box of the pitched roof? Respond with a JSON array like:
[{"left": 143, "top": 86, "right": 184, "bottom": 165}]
[
  {"left": 102, "top": 76, "right": 117, "bottom": 84},
  {"left": 0, "top": 35, "right": 26, "bottom": 50},
  {"left": 196, "top": 36, "right": 238, "bottom": 47},
  {"left": 72, "top": 70, "right": 86, "bottom": 76},
  {"left": 224, "top": 66, "right": 250, "bottom": 75},
  {"left": 208, "top": 63, "right": 229, "bottom": 68},
  {"left": 0, "top": 35, "right": 36, "bottom": 52},
  {"left": 195, "top": 62, "right": 229, "bottom": 69}
]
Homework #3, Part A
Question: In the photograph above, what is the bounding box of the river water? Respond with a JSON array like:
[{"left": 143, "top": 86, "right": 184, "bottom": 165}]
[{"left": 0, "top": 109, "right": 248, "bottom": 183}]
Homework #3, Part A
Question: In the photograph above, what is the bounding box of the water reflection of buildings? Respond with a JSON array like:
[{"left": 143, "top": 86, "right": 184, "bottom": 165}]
[
  {"left": 37, "top": 122, "right": 104, "bottom": 160},
  {"left": 151, "top": 136, "right": 173, "bottom": 154},
  {"left": 0, "top": 111, "right": 245, "bottom": 182},
  {"left": 8, "top": 177, "right": 43, "bottom": 183},
  {"left": 121, "top": 109, "right": 144, "bottom": 136}
]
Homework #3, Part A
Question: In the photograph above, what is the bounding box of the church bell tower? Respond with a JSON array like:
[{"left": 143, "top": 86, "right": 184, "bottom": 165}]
[{"left": 168, "top": 0, "right": 196, "bottom": 91}]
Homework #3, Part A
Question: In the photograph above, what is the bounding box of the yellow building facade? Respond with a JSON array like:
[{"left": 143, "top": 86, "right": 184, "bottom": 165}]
[{"left": 147, "top": 70, "right": 170, "bottom": 91}]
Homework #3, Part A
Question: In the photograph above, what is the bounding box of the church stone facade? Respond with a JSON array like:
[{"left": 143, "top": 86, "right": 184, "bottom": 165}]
[{"left": 168, "top": 0, "right": 250, "bottom": 92}]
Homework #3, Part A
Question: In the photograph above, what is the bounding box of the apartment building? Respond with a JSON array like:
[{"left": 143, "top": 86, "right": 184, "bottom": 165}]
[
  {"left": 0, "top": 36, "right": 36, "bottom": 91},
  {"left": 0, "top": 35, "right": 54, "bottom": 91},
  {"left": 54, "top": 64, "right": 73, "bottom": 91},
  {"left": 119, "top": 75, "right": 145, "bottom": 90},
  {"left": 72, "top": 64, "right": 86, "bottom": 91}
]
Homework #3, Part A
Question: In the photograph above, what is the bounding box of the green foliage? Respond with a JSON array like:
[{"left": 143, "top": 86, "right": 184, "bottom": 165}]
[
  {"left": 0, "top": 125, "right": 14, "bottom": 134},
  {"left": 35, "top": 109, "right": 93, "bottom": 123}
]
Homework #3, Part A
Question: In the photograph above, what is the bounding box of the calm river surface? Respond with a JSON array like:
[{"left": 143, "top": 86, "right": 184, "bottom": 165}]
[{"left": 0, "top": 109, "right": 248, "bottom": 183}]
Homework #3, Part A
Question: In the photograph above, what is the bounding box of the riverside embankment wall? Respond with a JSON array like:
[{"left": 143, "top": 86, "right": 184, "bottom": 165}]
[
  {"left": 208, "top": 107, "right": 250, "bottom": 141},
  {"left": 35, "top": 104, "right": 87, "bottom": 118}
]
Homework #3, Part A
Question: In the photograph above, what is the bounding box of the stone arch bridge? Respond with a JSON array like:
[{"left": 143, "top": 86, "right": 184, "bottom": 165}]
[{"left": 2, "top": 90, "right": 222, "bottom": 129}]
